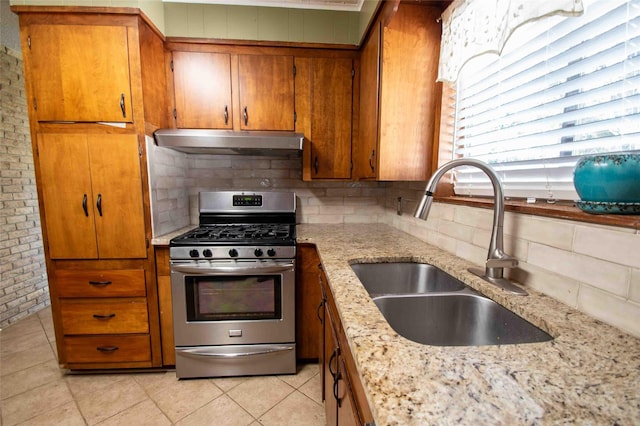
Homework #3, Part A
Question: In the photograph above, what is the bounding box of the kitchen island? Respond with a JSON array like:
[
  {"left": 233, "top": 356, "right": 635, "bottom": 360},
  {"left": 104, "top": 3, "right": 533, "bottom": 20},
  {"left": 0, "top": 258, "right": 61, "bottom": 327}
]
[{"left": 298, "top": 223, "right": 640, "bottom": 424}]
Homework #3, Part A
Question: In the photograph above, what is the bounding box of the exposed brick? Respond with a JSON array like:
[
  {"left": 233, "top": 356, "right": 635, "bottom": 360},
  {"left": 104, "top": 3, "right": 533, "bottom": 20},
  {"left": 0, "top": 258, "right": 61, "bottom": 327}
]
[{"left": 0, "top": 45, "right": 49, "bottom": 327}]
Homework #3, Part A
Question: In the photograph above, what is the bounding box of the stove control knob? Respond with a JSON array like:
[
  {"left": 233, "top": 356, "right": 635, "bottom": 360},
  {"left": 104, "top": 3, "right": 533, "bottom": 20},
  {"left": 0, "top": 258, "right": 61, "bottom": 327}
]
[
  {"left": 228, "top": 249, "right": 238, "bottom": 258},
  {"left": 202, "top": 249, "right": 212, "bottom": 258},
  {"left": 267, "top": 248, "right": 276, "bottom": 257},
  {"left": 189, "top": 249, "right": 200, "bottom": 258},
  {"left": 254, "top": 248, "right": 264, "bottom": 257}
]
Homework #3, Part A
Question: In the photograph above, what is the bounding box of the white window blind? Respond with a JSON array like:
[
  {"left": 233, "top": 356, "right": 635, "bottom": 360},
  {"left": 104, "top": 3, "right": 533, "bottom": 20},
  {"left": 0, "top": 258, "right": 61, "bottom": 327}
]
[{"left": 453, "top": 0, "right": 640, "bottom": 200}]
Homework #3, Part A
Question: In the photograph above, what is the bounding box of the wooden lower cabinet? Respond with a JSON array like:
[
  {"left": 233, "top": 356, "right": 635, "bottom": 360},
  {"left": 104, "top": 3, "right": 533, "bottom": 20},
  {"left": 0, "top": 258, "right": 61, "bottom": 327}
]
[
  {"left": 295, "top": 244, "right": 323, "bottom": 360},
  {"left": 64, "top": 335, "right": 151, "bottom": 363},
  {"left": 51, "top": 263, "right": 160, "bottom": 369},
  {"left": 316, "top": 247, "right": 374, "bottom": 426},
  {"left": 155, "top": 246, "right": 176, "bottom": 366}
]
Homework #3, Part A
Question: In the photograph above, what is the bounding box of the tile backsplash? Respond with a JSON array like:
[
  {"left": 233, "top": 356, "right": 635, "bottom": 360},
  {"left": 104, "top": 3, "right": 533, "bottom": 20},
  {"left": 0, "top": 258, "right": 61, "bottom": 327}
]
[
  {"left": 383, "top": 184, "right": 640, "bottom": 338},
  {"left": 145, "top": 139, "right": 386, "bottom": 236},
  {"left": 146, "top": 143, "right": 640, "bottom": 338}
]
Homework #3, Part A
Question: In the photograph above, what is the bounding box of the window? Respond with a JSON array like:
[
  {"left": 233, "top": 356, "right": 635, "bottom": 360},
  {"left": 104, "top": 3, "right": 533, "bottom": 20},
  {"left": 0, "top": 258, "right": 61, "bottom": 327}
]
[{"left": 453, "top": 0, "right": 639, "bottom": 200}]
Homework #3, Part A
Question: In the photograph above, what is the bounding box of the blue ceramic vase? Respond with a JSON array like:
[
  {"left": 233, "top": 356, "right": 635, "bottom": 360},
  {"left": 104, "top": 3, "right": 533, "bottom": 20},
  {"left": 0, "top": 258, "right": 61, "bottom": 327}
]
[{"left": 573, "top": 152, "right": 640, "bottom": 202}]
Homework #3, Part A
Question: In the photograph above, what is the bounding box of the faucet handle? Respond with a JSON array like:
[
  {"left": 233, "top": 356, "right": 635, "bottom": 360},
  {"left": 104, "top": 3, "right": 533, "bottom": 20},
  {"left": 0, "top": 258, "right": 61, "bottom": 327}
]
[
  {"left": 486, "top": 250, "right": 519, "bottom": 269},
  {"left": 486, "top": 257, "right": 518, "bottom": 268}
]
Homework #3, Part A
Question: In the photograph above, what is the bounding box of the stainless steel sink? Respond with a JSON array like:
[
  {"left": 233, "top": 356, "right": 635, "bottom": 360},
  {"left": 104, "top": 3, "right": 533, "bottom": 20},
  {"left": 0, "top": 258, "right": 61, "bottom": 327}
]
[
  {"left": 373, "top": 292, "right": 553, "bottom": 346},
  {"left": 351, "top": 262, "right": 552, "bottom": 346},
  {"left": 351, "top": 262, "right": 466, "bottom": 296}
]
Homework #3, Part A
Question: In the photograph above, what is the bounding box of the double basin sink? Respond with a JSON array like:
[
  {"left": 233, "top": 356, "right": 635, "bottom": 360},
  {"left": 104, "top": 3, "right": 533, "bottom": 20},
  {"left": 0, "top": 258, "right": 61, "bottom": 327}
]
[{"left": 351, "top": 262, "right": 552, "bottom": 346}]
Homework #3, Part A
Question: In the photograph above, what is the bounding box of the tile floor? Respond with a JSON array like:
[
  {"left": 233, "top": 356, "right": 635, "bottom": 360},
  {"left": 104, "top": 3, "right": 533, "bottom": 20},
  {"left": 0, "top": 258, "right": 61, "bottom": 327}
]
[{"left": 0, "top": 307, "right": 326, "bottom": 426}]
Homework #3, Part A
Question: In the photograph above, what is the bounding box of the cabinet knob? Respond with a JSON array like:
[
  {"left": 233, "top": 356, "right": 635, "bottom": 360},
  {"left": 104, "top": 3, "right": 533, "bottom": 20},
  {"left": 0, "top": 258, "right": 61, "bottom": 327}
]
[
  {"left": 224, "top": 105, "right": 229, "bottom": 125},
  {"left": 243, "top": 106, "right": 248, "bottom": 126}
]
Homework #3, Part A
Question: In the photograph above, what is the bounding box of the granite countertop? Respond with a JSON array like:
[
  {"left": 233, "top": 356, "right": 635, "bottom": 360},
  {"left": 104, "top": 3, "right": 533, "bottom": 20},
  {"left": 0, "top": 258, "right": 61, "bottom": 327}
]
[
  {"left": 151, "top": 226, "right": 195, "bottom": 246},
  {"left": 297, "top": 223, "right": 640, "bottom": 425}
]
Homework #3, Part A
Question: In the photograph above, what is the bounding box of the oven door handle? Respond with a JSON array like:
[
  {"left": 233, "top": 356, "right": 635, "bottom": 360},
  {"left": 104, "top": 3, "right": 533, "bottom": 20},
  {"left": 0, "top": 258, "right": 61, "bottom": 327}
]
[
  {"left": 178, "top": 346, "right": 294, "bottom": 359},
  {"left": 171, "top": 263, "right": 294, "bottom": 275}
]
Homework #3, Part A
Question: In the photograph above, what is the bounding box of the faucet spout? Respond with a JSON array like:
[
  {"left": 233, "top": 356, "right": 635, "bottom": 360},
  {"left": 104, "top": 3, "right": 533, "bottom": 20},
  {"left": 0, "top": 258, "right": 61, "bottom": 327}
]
[{"left": 414, "top": 158, "right": 527, "bottom": 295}]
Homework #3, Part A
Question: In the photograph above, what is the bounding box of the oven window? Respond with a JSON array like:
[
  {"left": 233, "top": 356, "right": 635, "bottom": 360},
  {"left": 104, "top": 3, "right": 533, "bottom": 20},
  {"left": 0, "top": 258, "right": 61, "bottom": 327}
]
[{"left": 185, "top": 275, "right": 282, "bottom": 321}]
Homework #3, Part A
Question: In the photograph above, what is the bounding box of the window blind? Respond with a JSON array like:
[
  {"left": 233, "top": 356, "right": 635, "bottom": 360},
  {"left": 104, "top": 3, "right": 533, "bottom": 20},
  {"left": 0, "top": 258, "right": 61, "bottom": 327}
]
[{"left": 453, "top": 0, "right": 640, "bottom": 200}]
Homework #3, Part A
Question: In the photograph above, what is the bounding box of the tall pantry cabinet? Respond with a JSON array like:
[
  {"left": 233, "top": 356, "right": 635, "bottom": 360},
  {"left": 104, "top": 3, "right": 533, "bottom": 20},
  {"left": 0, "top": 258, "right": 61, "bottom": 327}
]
[{"left": 12, "top": 7, "right": 167, "bottom": 369}]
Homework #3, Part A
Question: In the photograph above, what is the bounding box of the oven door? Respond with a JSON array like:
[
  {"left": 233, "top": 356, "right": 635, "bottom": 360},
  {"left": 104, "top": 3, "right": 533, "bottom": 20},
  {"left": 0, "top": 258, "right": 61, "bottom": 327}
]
[{"left": 171, "top": 260, "right": 295, "bottom": 347}]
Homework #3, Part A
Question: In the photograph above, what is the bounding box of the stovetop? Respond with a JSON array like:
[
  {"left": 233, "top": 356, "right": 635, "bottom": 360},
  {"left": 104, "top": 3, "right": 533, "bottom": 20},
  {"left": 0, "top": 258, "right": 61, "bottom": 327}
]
[{"left": 171, "top": 223, "right": 295, "bottom": 246}]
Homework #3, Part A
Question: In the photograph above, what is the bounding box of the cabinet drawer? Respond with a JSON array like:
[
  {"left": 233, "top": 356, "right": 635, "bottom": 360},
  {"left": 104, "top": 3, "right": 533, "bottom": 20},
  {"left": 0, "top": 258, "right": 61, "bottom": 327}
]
[
  {"left": 55, "top": 269, "right": 146, "bottom": 297},
  {"left": 63, "top": 335, "right": 151, "bottom": 363},
  {"left": 60, "top": 299, "right": 149, "bottom": 334}
]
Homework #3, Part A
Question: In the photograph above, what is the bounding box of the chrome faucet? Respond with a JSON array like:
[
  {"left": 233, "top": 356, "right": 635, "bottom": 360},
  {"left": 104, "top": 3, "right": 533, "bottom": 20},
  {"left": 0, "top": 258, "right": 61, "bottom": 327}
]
[{"left": 414, "top": 158, "right": 527, "bottom": 295}]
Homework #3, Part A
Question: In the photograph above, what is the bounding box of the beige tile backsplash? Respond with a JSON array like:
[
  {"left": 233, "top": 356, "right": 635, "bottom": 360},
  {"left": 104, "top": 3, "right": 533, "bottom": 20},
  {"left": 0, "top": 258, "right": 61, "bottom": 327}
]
[
  {"left": 384, "top": 197, "right": 640, "bottom": 338},
  {"left": 146, "top": 147, "right": 640, "bottom": 337}
]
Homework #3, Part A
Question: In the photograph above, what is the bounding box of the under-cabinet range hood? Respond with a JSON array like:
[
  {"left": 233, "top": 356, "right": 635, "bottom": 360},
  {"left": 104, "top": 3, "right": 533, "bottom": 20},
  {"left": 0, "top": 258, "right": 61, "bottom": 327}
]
[{"left": 153, "top": 129, "right": 304, "bottom": 156}]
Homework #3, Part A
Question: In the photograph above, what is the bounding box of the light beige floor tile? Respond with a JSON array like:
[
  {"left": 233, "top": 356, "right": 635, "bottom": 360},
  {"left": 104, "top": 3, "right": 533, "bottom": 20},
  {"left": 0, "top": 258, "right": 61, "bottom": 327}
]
[
  {"left": 15, "top": 401, "right": 85, "bottom": 426},
  {"left": 0, "top": 341, "right": 55, "bottom": 377},
  {"left": 258, "top": 390, "right": 325, "bottom": 426},
  {"left": 133, "top": 370, "right": 179, "bottom": 396},
  {"left": 0, "top": 327, "right": 49, "bottom": 355},
  {"left": 74, "top": 377, "right": 148, "bottom": 425},
  {"left": 208, "top": 375, "right": 249, "bottom": 392},
  {"left": 176, "top": 394, "right": 254, "bottom": 426},
  {"left": 298, "top": 371, "right": 322, "bottom": 404},
  {"left": 95, "top": 398, "right": 172, "bottom": 426},
  {"left": 1, "top": 380, "right": 74, "bottom": 426},
  {"left": 150, "top": 378, "right": 224, "bottom": 423},
  {"left": 65, "top": 373, "right": 131, "bottom": 399},
  {"left": 0, "top": 359, "right": 64, "bottom": 400},
  {"left": 1, "top": 315, "right": 43, "bottom": 341},
  {"left": 278, "top": 363, "right": 319, "bottom": 389},
  {"left": 227, "top": 376, "right": 295, "bottom": 418}
]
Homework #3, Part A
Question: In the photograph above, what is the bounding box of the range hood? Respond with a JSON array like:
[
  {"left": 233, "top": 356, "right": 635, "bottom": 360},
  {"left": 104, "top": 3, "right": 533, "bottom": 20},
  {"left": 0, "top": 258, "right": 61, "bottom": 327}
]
[{"left": 154, "top": 129, "right": 305, "bottom": 156}]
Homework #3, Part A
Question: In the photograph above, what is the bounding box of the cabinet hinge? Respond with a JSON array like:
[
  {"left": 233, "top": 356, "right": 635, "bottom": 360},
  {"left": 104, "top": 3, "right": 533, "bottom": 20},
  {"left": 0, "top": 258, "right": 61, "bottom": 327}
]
[
  {"left": 138, "top": 141, "right": 143, "bottom": 157},
  {"left": 170, "top": 59, "right": 174, "bottom": 72},
  {"left": 293, "top": 64, "right": 296, "bottom": 76},
  {"left": 27, "top": 35, "right": 31, "bottom": 49},
  {"left": 294, "top": 111, "right": 297, "bottom": 123},
  {"left": 35, "top": 144, "right": 39, "bottom": 156},
  {"left": 33, "top": 97, "right": 37, "bottom": 111},
  {"left": 146, "top": 237, "right": 150, "bottom": 249},
  {"left": 352, "top": 67, "right": 355, "bottom": 78},
  {"left": 173, "top": 108, "right": 177, "bottom": 120}
]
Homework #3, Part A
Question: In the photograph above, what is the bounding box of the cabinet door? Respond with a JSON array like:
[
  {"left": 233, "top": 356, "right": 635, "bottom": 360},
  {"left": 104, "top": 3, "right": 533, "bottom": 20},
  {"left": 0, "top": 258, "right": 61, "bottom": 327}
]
[
  {"left": 88, "top": 134, "right": 147, "bottom": 259},
  {"left": 309, "top": 58, "right": 353, "bottom": 179},
  {"left": 37, "top": 134, "right": 146, "bottom": 259},
  {"left": 377, "top": 4, "right": 441, "bottom": 180},
  {"left": 337, "top": 357, "right": 360, "bottom": 426},
  {"left": 324, "top": 304, "right": 340, "bottom": 426},
  {"left": 172, "top": 51, "right": 233, "bottom": 129},
  {"left": 37, "top": 134, "right": 99, "bottom": 259},
  {"left": 238, "top": 55, "right": 295, "bottom": 131},
  {"left": 295, "top": 244, "right": 322, "bottom": 360},
  {"left": 356, "top": 22, "right": 381, "bottom": 179},
  {"left": 28, "top": 25, "right": 132, "bottom": 122}
]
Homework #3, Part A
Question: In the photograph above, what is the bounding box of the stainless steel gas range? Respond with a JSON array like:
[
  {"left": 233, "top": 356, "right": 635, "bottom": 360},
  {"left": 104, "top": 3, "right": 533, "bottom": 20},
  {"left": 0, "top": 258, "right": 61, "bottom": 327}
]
[{"left": 169, "top": 191, "right": 297, "bottom": 379}]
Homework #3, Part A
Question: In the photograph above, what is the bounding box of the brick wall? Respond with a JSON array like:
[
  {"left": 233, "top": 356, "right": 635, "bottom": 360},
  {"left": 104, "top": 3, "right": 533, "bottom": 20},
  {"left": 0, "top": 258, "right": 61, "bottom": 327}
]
[{"left": 0, "top": 45, "right": 49, "bottom": 327}]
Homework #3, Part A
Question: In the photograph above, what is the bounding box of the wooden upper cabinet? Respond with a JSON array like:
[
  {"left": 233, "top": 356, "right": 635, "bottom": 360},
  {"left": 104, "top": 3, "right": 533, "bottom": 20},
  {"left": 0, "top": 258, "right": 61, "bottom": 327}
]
[
  {"left": 355, "top": 3, "right": 442, "bottom": 181},
  {"left": 171, "top": 52, "right": 295, "bottom": 131},
  {"left": 238, "top": 54, "right": 295, "bottom": 131},
  {"left": 27, "top": 24, "right": 133, "bottom": 123},
  {"left": 297, "top": 57, "right": 354, "bottom": 180},
  {"left": 37, "top": 134, "right": 147, "bottom": 259},
  {"left": 172, "top": 51, "right": 232, "bottom": 129}
]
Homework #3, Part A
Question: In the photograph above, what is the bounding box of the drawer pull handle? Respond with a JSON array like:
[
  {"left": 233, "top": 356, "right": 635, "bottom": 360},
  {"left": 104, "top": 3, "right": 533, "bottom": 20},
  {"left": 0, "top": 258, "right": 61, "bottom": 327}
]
[
  {"left": 92, "top": 313, "right": 116, "bottom": 320},
  {"left": 97, "top": 346, "right": 119, "bottom": 353},
  {"left": 88, "top": 280, "right": 112, "bottom": 287}
]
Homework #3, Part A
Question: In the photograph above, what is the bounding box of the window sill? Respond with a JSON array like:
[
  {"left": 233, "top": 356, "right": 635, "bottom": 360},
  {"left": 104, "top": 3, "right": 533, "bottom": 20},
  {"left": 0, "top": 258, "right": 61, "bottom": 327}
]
[{"left": 435, "top": 196, "right": 640, "bottom": 230}]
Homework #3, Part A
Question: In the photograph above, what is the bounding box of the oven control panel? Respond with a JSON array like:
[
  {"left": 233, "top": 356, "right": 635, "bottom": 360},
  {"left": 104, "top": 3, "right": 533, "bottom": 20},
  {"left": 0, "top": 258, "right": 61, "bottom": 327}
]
[
  {"left": 233, "top": 194, "right": 263, "bottom": 206},
  {"left": 171, "top": 246, "right": 296, "bottom": 260}
]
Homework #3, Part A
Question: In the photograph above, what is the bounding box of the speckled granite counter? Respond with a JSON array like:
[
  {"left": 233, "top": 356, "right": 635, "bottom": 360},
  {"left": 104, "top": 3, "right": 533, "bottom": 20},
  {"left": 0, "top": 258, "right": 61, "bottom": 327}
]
[
  {"left": 151, "top": 226, "right": 195, "bottom": 246},
  {"left": 297, "top": 223, "right": 640, "bottom": 425}
]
